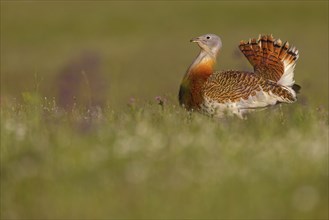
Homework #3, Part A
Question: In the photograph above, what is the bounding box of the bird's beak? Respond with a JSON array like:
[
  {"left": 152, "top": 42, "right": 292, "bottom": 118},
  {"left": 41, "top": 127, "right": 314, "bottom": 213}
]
[{"left": 190, "top": 37, "right": 201, "bottom": 43}]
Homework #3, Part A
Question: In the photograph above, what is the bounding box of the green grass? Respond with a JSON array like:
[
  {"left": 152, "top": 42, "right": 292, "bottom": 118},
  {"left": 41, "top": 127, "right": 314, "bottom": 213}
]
[
  {"left": 1, "top": 1, "right": 328, "bottom": 219},
  {"left": 1, "top": 95, "right": 328, "bottom": 219}
]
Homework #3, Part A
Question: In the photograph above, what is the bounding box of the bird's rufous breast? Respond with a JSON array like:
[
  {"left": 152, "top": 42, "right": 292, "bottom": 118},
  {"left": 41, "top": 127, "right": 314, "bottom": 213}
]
[{"left": 181, "top": 59, "right": 215, "bottom": 109}]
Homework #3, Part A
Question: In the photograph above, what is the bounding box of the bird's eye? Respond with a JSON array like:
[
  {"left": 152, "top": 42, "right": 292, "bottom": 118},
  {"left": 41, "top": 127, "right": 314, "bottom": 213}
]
[{"left": 206, "top": 36, "right": 210, "bottom": 39}]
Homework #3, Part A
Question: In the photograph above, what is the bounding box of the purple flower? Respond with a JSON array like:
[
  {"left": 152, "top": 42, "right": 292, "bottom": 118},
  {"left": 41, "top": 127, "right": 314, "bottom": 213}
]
[{"left": 155, "top": 96, "right": 167, "bottom": 108}]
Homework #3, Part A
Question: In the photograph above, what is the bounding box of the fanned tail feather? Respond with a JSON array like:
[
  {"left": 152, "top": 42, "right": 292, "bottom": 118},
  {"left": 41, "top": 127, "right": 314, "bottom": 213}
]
[{"left": 239, "top": 34, "right": 299, "bottom": 88}]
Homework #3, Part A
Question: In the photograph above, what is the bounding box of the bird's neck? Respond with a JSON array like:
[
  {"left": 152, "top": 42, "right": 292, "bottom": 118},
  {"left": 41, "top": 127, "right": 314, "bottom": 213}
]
[
  {"left": 179, "top": 50, "right": 217, "bottom": 110},
  {"left": 187, "top": 50, "right": 216, "bottom": 76}
]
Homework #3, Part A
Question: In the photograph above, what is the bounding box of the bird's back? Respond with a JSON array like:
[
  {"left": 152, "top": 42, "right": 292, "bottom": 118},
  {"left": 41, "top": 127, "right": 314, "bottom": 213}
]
[{"left": 201, "top": 70, "right": 296, "bottom": 118}]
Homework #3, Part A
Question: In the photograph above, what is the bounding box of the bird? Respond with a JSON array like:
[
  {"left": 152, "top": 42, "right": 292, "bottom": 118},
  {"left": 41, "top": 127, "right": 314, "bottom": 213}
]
[{"left": 178, "top": 33, "right": 300, "bottom": 119}]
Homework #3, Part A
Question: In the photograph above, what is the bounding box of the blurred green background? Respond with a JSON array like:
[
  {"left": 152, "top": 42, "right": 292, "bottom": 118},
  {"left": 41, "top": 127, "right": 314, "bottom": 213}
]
[
  {"left": 1, "top": 1, "right": 328, "bottom": 219},
  {"left": 1, "top": 1, "right": 328, "bottom": 109}
]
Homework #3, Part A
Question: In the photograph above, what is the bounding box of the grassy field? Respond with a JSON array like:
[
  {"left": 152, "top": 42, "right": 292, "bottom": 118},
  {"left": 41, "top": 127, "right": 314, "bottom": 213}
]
[
  {"left": 1, "top": 1, "right": 328, "bottom": 219},
  {"left": 1, "top": 97, "right": 328, "bottom": 219}
]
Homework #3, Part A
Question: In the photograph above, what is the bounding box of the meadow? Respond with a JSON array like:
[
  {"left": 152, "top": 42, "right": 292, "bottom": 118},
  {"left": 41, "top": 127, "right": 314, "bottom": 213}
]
[{"left": 1, "top": 1, "right": 328, "bottom": 219}]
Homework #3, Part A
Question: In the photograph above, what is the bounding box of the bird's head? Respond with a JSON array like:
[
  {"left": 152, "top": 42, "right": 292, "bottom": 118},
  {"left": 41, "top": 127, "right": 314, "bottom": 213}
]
[{"left": 190, "top": 34, "right": 222, "bottom": 57}]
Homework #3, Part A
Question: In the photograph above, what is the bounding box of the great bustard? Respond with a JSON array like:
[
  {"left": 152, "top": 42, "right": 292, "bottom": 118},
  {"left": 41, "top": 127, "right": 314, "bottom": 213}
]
[{"left": 178, "top": 34, "right": 300, "bottom": 118}]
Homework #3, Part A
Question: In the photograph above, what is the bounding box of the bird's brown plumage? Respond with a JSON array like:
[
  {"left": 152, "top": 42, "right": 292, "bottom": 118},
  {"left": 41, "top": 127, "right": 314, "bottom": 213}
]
[{"left": 203, "top": 70, "right": 296, "bottom": 103}]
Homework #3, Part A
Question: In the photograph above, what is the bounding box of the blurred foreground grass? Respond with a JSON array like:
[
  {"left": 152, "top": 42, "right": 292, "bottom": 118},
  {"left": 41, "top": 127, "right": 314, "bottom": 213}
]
[{"left": 1, "top": 94, "right": 328, "bottom": 219}]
